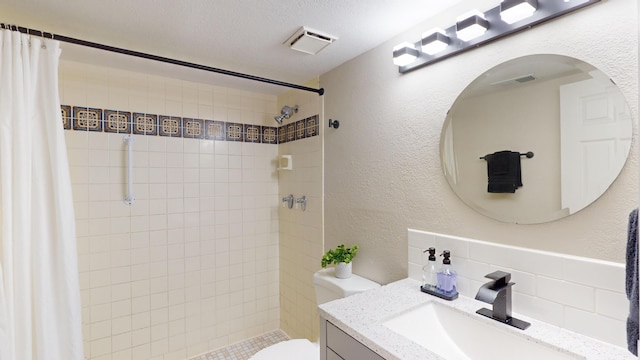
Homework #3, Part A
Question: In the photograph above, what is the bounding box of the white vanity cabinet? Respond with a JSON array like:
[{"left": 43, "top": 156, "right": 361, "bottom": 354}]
[{"left": 320, "top": 317, "right": 385, "bottom": 360}]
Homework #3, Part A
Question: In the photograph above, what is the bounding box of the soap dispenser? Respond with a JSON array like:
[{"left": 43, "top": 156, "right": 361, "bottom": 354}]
[
  {"left": 421, "top": 247, "right": 437, "bottom": 290},
  {"left": 436, "top": 250, "right": 458, "bottom": 297}
]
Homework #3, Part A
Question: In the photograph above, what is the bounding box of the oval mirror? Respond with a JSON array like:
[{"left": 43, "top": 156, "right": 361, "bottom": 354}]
[{"left": 441, "top": 54, "right": 632, "bottom": 224}]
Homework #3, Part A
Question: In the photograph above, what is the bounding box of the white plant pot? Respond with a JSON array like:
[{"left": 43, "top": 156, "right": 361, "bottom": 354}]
[{"left": 335, "top": 262, "right": 352, "bottom": 279}]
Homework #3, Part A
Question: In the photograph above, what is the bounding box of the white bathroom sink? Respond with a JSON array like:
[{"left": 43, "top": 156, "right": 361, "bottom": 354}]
[{"left": 382, "top": 301, "right": 585, "bottom": 360}]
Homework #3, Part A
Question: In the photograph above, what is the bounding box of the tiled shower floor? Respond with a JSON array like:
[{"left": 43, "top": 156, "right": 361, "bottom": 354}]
[{"left": 190, "top": 330, "right": 290, "bottom": 360}]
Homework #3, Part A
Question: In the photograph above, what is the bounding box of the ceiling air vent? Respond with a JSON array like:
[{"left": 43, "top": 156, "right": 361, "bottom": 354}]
[
  {"left": 285, "top": 27, "right": 337, "bottom": 55},
  {"left": 515, "top": 74, "right": 536, "bottom": 83},
  {"left": 490, "top": 74, "right": 536, "bottom": 87}
]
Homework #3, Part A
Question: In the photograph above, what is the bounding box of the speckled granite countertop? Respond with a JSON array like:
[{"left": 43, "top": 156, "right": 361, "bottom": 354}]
[{"left": 318, "top": 278, "right": 635, "bottom": 360}]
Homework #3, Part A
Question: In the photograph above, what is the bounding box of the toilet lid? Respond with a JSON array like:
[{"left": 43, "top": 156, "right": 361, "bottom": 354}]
[{"left": 249, "top": 339, "right": 319, "bottom": 360}]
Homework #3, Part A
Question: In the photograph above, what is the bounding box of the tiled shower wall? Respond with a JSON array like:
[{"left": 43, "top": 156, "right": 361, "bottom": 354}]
[
  {"left": 276, "top": 83, "right": 324, "bottom": 342},
  {"left": 60, "top": 61, "right": 281, "bottom": 360}
]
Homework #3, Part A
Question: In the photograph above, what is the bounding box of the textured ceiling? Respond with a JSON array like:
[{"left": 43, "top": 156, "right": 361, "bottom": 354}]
[{"left": 0, "top": 0, "right": 499, "bottom": 94}]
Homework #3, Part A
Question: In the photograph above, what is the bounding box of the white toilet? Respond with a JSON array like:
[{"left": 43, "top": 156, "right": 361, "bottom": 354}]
[{"left": 249, "top": 268, "right": 381, "bottom": 360}]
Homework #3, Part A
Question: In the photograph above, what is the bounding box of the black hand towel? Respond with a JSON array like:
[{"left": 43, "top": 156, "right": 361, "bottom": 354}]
[
  {"left": 484, "top": 151, "right": 522, "bottom": 193},
  {"left": 627, "top": 208, "right": 638, "bottom": 355}
]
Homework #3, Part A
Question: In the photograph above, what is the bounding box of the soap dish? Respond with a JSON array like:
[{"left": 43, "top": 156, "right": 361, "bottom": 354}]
[{"left": 420, "top": 285, "right": 458, "bottom": 301}]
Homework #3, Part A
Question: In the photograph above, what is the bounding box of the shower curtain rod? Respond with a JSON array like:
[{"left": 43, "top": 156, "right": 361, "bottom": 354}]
[{"left": 1, "top": 24, "right": 325, "bottom": 96}]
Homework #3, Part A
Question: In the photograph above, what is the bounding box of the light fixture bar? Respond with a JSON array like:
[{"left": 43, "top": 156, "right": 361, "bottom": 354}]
[
  {"left": 393, "top": 42, "right": 419, "bottom": 66},
  {"left": 500, "top": 0, "right": 538, "bottom": 24},
  {"left": 421, "top": 28, "right": 450, "bottom": 55},
  {"left": 398, "top": 0, "right": 600, "bottom": 74},
  {"left": 456, "top": 10, "right": 490, "bottom": 42}
]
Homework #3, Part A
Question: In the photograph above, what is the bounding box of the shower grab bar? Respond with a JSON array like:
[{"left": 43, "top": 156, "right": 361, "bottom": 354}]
[{"left": 123, "top": 135, "right": 136, "bottom": 205}]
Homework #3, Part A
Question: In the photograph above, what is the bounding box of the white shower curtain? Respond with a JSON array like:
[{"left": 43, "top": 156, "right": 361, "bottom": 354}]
[{"left": 0, "top": 30, "right": 84, "bottom": 359}]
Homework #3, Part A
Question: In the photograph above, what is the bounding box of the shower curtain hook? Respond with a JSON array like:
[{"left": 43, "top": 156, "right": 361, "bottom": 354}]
[{"left": 40, "top": 30, "right": 47, "bottom": 49}]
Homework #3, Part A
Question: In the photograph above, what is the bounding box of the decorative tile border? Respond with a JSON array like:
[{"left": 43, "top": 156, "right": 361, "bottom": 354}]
[
  {"left": 305, "top": 115, "right": 319, "bottom": 138},
  {"left": 183, "top": 118, "right": 204, "bottom": 139},
  {"left": 158, "top": 115, "right": 183, "bottom": 137},
  {"left": 61, "top": 105, "right": 318, "bottom": 144},
  {"left": 285, "top": 123, "right": 295, "bottom": 143},
  {"left": 60, "top": 105, "right": 71, "bottom": 130},
  {"left": 104, "top": 110, "right": 131, "bottom": 133},
  {"left": 72, "top": 106, "right": 102, "bottom": 132},
  {"left": 245, "top": 125, "right": 261, "bottom": 143},
  {"left": 132, "top": 113, "right": 158, "bottom": 136},
  {"left": 205, "top": 120, "right": 225, "bottom": 140},
  {"left": 226, "top": 122, "right": 244, "bottom": 142},
  {"left": 262, "top": 126, "right": 277, "bottom": 144}
]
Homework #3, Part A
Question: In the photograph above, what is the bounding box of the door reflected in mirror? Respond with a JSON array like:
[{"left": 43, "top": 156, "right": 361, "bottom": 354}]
[{"left": 441, "top": 54, "right": 632, "bottom": 224}]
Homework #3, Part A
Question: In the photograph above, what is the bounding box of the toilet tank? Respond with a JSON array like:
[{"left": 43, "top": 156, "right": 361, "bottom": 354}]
[{"left": 313, "top": 268, "right": 381, "bottom": 305}]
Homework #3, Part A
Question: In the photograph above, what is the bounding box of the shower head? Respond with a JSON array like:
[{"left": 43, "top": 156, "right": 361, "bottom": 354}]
[
  {"left": 274, "top": 113, "right": 286, "bottom": 125},
  {"left": 274, "top": 105, "right": 298, "bottom": 125}
]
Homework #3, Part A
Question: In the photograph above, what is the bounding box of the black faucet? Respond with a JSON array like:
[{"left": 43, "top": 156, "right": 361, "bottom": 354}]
[{"left": 475, "top": 271, "right": 530, "bottom": 330}]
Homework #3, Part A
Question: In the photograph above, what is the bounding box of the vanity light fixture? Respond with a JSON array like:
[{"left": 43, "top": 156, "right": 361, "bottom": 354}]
[
  {"left": 421, "top": 28, "right": 450, "bottom": 55},
  {"left": 456, "top": 10, "right": 489, "bottom": 42},
  {"left": 392, "top": 42, "right": 419, "bottom": 66},
  {"left": 394, "top": 0, "right": 601, "bottom": 73},
  {"left": 500, "top": 0, "right": 538, "bottom": 24}
]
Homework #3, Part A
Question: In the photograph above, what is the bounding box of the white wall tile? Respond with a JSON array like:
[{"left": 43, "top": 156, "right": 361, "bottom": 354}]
[
  {"left": 90, "top": 337, "right": 112, "bottom": 357},
  {"left": 112, "top": 316, "right": 132, "bottom": 336},
  {"left": 596, "top": 289, "right": 628, "bottom": 321},
  {"left": 455, "top": 258, "right": 492, "bottom": 284},
  {"left": 508, "top": 269, "right": 536, "bottom": 296},
  {"left": 565, "top": 307, "right": 626, "bottom": 348},
  {"left": 564, "top": 257, "right": 625, "bottom": 293},
  {"left": 407, "top": 229, "right": 436, "bottom": 249},
  {"left": 435, "top": 234, "right": 469, "bottom": 259},
  {"left": 510, "top": 247, "right": 566, "bottom": 279},
  {"left": 91, "top": 320, "right": 112, "bottom": 340},
  {"left": 112, "top": 332, "right": 132, "bottom": 352},
  {"left": 467, "top": 241, "right": 512, "bottom": 268},
  {"left": 536, "top": 276, "right": 595, "bottom": 311},
  {"left": 513, "top": 292, "right": 564, "bottom": 327}
]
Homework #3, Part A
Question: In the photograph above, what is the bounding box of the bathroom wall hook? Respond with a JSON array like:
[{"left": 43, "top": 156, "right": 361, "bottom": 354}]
[
  {"left": 329, "top": 119, "right": 340, "bottom": 129},
  {"left": 295, "top": 195, "right": 307, "bottom": 211}
]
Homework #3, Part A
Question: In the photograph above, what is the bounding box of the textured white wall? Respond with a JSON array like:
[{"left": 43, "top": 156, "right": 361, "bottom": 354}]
[{"left": 321, "top": 0, "right": 638, "bottom": 285}]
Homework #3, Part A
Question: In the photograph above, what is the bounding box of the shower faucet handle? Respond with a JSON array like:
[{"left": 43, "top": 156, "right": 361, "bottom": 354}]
[{"left": 282, "top": 194, "right": 294, "bottom": 209}]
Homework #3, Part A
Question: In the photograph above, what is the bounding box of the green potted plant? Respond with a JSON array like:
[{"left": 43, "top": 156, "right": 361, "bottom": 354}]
[{"left": 321, "top": 244, "right": 358, "bottom": 278}]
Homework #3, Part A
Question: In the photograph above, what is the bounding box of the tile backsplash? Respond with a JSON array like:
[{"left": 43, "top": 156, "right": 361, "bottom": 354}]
[{"left": 408, "top": 229, "right": 628, "bottom": 348}]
